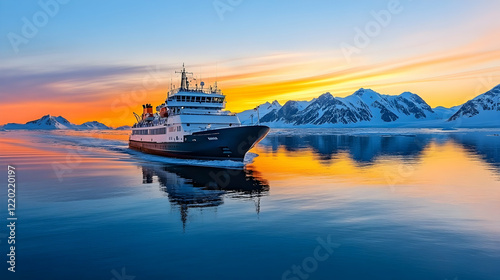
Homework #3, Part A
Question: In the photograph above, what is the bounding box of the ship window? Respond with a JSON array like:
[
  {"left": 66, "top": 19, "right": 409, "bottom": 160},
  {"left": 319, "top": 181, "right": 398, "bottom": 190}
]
[
  {"left": 195, "top": 97, "right": 200, "bottom": 102},
  {"left": 201, "top": 97, "right": 206, "bottom": 102},
  {"left": 176, "top": 96, "right": 181, "bottom": 101},
  {"left": 187, "top": 123, "right": 190, "bottom": 126}
]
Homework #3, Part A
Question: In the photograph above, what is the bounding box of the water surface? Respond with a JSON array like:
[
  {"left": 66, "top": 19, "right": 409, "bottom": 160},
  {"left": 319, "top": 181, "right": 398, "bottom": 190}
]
[{"left": 0, "top": 129, "right": 499, "bottom": 280}]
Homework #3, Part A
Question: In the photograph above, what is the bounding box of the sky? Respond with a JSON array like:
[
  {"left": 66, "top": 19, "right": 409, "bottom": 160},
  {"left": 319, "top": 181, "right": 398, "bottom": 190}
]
[{"left": 1, "top": 0, "right": 500, "bottom": 127}]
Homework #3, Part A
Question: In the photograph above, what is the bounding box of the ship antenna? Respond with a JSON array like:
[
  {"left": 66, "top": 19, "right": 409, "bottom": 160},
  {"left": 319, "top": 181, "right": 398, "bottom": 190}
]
[
  {"left": 175, "top": 63, "right": 193, "bottom": 90},
  {"left": 169, "top": 74, "right": 172, "bottom": 97},
  {"left": 215, "top": 62, "right": 218, "bottom": 92}
]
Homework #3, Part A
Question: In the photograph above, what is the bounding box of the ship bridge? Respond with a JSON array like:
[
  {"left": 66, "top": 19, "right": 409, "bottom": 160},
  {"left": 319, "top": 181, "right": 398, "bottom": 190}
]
[
  {"left": 165, "top": 64, "right": 226, "bottom": 110},
  {"left": 166, "top": 90, "right": 226, "bottom": 109}
]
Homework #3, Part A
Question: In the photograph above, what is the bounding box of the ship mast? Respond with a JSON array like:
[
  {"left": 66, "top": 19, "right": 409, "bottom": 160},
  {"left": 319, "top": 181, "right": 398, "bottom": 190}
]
[{"left": 175, "top": 63, "right": 193, "bottom": 90}]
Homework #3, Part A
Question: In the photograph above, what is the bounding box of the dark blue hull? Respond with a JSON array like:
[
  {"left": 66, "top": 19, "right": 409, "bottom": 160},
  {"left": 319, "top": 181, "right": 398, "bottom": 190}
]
[{"left": 129, "top": 125, "right": 270, "bottom": 161}]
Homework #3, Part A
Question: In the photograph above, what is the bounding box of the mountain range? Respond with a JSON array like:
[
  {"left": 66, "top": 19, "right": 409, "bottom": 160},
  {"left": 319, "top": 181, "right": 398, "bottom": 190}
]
[
  {"left": 1, "top": 85, "right": 499, "bottom": 130},
  {"left": 237, "top": 84, "right": 500, "bottom": 128},
  {"left": 1, "top": 115, "right": 112, "bottom": 130}
]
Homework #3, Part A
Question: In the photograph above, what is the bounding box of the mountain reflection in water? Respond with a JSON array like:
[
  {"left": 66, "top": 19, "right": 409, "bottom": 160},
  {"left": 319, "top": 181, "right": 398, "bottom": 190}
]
[{"left": 258, "top": 131, "right": 500, "bottom": 173}]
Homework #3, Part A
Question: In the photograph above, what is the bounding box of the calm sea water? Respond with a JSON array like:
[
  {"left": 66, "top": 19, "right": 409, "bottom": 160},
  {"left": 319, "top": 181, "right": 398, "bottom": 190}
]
[{"left": 1, "top": 129, "right": 499, "bottom": 280}]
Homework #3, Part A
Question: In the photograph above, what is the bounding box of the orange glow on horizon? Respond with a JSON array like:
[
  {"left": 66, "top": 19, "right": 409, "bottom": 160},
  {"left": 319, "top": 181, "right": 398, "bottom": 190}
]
[{"left": 2, "top": 36, "right": 500, "bottom": 127}]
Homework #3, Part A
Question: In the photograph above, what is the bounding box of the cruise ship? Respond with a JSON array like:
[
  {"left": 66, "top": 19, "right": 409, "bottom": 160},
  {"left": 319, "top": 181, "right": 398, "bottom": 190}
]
[{"left": 129, "top": 65, "right": 270, "bottom": 161}]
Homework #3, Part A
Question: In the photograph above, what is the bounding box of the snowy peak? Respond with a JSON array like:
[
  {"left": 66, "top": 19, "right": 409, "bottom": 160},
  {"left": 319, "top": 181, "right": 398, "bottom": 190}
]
[
  {"left": 80, "top": 121, "right": 111, "bottom": 130},
  {"left": 386, "top": 92, "right": 434, "bottom": 119},
  {"left": 449, "top": 84, "right": 500, "bottom": 121},
  {"left": 24, "top": 115, "right": 73, "bottom": 129},
  {"left": 399, "top": 92, "right": 425, "bottom": 105},
  {"left": 354, "top": 88, "right": 382, "bottom": 102},
  {"left": 317, "top": 92, "right": 334, "bottom": 101},
  {"left": 236, "top": 99, "right": 283, "bottom": 125},
  {"left": 262, "top": 100, "right": 282, "bottom": 110}
]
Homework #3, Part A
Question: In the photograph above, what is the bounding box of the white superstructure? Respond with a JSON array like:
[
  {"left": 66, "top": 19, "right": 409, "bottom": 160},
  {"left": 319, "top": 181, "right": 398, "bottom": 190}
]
[{"left": 129, "top": 65, "right": 241, "bottom": 143}]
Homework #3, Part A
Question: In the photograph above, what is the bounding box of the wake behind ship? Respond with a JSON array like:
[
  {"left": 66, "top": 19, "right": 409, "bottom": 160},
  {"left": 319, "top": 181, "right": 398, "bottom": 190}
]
[{"left": 129, "top": 65, "right": 270, "bottom": 161}]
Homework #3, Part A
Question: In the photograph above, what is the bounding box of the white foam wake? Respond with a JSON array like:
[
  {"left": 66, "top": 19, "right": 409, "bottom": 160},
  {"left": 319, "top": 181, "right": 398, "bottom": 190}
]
[{"left": 34, "top": 131, "right": 249, "bottom": 168}]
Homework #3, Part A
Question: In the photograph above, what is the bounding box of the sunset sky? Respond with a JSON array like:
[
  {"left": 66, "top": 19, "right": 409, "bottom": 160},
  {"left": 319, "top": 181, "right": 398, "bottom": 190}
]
[{"left": 1, "top": 0, "right": 500, "bottom": 127}]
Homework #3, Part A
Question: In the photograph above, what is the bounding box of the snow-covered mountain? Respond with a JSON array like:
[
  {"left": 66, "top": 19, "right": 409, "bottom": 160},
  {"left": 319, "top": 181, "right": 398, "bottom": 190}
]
[
  {"left": 80, "top": 121, "right": 111, "bottom": 130},
  {"left": 447, "top": 85, "right": 500, "bottom": 127},
  {"left": 3, "top": 115, "right": 75, "bottom": 130},
  {"left": 115, "top": 125, "right": 132, "bottom": 130},
  {"left": 237, "top": 100, "right": 282, "bottom": 125},
  {"left": 252, "top": 89, "right": 441, "bottom": 127},
  {"left": 2, "top": 115, "right": 111, "bottom": 130},
  {"left": 433, "top": 106, "right": 461, "bottom": 120}
]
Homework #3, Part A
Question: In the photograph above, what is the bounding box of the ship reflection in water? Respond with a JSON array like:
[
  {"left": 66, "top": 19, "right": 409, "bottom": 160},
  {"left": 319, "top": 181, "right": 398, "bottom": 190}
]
[{"left": 141, "top": 164, "right": 269, "bottom": 229}]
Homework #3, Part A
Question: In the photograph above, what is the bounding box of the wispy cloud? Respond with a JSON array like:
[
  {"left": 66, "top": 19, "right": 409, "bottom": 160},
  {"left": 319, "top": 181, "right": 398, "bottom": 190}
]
[{"left": 0, "top": 64, "right": 171, "bottom": 104}]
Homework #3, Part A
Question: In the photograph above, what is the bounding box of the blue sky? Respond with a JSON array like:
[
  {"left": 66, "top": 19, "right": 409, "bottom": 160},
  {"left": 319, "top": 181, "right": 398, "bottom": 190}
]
[
  {"left": 1, "top": 0, "right": 500, "bottom": 125},
  {"left": 1, "top": 0, "right": 486, "bottom": 63}
]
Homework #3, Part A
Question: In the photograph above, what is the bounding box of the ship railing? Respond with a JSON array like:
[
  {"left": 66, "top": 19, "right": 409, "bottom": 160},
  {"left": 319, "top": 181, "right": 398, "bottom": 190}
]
[
  {"left": 132, "top": 118, "right": 167, "bottom": 128},
  {"left": 168, "top": 88, "right": 222, "bottom": 96},
  {"left": 176, "top": 110, "right": 235, "bottom": 116}
]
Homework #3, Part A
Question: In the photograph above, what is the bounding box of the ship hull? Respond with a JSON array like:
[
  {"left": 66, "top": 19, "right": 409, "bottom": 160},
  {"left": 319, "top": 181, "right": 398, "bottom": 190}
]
[{"left": 129, "top": 125, "right": 270, "bottom": 161}]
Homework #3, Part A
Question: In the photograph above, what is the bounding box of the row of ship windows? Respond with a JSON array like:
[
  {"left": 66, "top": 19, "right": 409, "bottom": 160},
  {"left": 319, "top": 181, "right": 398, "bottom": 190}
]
[
  {"left": 132, "top": 127, "right": 169, "bottom": 135},
  {"left": 168, "top": 126, "right": 182, "bottom": 132},
  {"left": 171, "top": 96, "right": 224, "bottom": 103}
]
